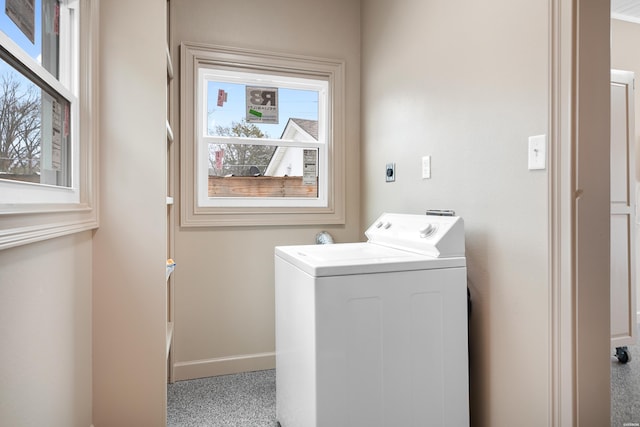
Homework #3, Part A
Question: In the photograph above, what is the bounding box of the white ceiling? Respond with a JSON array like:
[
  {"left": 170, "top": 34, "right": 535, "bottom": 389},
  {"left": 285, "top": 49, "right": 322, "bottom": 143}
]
[{"left": 612, "top": 0, "right": 640, "bottom": 23}]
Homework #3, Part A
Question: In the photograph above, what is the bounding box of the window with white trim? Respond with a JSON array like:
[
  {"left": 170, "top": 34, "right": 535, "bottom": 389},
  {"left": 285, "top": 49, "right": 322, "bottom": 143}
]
[
  {"left": 0, "top": 0, "right": 98, "bottom": 249},
  {"left": 181, "top": 43, "right": 345, "bottom": 226},
  {"left": 0, "top": 0, "right": 78, "bottom": 200}
]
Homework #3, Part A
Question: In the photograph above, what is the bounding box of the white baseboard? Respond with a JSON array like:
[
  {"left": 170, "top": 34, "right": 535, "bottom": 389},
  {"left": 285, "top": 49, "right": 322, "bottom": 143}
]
[{"left": 173, "top": 352, "right": 275, "bottom": 382}]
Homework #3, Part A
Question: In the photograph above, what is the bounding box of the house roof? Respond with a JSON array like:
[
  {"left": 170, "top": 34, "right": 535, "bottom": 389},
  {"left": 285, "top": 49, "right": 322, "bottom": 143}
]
[{"left": 283, "top": 118, "right": 318, "bottom": 140}]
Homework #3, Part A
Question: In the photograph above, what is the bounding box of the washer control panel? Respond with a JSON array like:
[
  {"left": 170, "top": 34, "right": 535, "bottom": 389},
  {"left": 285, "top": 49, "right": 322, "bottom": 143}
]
[{"left": 365, "top": 213, "right": 464, "bottom": 257}]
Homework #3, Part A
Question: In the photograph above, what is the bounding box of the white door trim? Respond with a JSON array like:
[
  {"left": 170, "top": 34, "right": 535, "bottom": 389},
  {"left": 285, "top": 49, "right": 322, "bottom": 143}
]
[
  {"left": 549, "top": 0, "right": 576, "bottom": 424},
  {"left": 550, "top": 1, "right": 612, "bottom": 426}
]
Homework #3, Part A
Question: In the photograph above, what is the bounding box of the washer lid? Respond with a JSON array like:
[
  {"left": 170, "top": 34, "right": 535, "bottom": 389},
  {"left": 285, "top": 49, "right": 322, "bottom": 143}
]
[{"left": 275, "top": 242, "right": 466, "bottom": 277}]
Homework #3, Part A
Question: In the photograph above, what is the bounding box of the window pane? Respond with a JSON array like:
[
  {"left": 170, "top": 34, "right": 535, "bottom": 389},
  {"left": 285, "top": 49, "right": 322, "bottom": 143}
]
[
  {"left": 208, "top": 143, "right": 319, "bottom": 198},
  {"left": 207, "top": 81, "right": 319, "bottom": 139},
  {"left": 0, "top": 55, "right": 70, "bottom": 187},
  {"left": 1, "top": 0, "right": 60, "bottom": 78}
]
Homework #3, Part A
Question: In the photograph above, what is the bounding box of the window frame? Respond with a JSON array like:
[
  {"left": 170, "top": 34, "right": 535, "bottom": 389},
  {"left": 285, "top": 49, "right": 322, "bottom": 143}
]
[
  {"left": 0, "top": 0, "right": 99, "bottom": 249},
  {"left": 181, "top": 42, "right": 345, "bottom": 227}
]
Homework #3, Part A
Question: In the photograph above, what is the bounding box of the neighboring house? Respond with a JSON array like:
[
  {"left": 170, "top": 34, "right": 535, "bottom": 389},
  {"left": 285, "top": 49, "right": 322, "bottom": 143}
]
[{"left": 264, "top": 118, "right": 318, "bottom": 177}]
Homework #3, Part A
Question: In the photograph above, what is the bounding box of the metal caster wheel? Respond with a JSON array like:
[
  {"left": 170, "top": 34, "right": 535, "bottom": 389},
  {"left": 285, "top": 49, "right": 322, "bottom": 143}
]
[{"left": 615, "top": 346, "right": 631, "bottom": 364}]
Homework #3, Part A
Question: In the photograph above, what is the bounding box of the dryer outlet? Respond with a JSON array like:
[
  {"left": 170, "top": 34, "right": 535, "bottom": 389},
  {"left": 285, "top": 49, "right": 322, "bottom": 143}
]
[{"left": 385, "top": 163, "right": 396, "bottom": 182}]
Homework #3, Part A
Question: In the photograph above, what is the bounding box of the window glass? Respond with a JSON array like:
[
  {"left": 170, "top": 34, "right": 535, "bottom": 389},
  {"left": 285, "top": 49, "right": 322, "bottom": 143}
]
[
  {"left": 200, "top": 69, "right": 327, "bottom": 206},
  {"left": 206, "top": 82, "right": 319, "bottom": 138},
  {"left": 1, "top": 0, "right": 52, "bottom": 66},
  {"left": 0, "top": 0, "right": 73, "bottom": 188}
]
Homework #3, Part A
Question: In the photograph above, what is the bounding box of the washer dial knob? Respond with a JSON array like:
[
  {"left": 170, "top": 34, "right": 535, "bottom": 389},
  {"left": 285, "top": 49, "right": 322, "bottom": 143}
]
[{"left": 419, "top": 224, "right": 437, "bottom": 238}]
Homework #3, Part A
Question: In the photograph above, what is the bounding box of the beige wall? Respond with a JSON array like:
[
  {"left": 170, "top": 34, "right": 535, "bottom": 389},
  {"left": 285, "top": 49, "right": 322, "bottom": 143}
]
[
  {"left": 170, "top": 0, "right": 361, "bottom": 380},
  {"left": 92, "top": 0, "right": 169, "bottom": 425},
  {"left": 611, "top": 18, "right": 640, "bottom": 317},
  {"left": 361, "top": 0, "right": 551, "bottom": 426},
  {"left": 0, "top": 232, "right": 92, "bottom": 427}
]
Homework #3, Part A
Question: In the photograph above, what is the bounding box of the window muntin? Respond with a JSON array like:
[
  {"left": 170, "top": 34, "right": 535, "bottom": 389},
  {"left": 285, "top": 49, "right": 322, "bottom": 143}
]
[
  {"left": 197, "top": 67, "right": 329, "bottom": 208},
  {"left": 0, "top": 0, "right": 79, "bottom": 202}
]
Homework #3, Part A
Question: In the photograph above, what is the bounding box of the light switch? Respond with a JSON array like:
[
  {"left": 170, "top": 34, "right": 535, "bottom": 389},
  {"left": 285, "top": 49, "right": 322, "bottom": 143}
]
[
  {"left": 528, "top": 135, "right": 546, "bottom": 170},
  {"left": 422, "top": 156, "right": 431, "bottom": 179}
]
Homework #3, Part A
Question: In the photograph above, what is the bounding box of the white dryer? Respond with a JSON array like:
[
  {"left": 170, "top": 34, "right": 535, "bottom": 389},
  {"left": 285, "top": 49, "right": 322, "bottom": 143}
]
[{"left": 274, "top": 213, "right": 469, "bottom": 427}]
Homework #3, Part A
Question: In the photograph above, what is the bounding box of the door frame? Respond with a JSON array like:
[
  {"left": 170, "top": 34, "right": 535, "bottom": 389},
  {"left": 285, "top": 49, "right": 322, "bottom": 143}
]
[{"left": 550, "top": 0, "right": 612, "bottom": 426}]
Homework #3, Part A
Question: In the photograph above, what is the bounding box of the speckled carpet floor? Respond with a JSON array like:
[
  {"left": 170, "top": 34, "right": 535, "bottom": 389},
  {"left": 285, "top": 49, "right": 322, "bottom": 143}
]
[
  {"left": 611, "top": 331, "right": 640, "bottom": 427},
  {"left": 167, "top": 342, "right": 639, "bottom": 427},
  {"left": 167, "top": 369, "right": 276, "bottom": 427}
]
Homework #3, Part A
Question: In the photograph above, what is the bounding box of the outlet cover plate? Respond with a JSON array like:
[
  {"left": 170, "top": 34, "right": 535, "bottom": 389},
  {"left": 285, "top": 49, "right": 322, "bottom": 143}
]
[{"left": 386, "top": 163, "right": 395, "bottom": 182}]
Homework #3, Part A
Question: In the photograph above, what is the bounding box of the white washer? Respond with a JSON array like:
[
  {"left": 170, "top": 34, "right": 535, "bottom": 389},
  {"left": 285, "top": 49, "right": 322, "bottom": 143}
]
[{"left": 275, "top": 213, "right": 469, "bottom": 427}]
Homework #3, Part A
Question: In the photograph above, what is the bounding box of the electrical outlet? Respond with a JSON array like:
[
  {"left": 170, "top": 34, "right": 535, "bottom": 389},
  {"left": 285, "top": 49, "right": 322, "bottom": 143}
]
[{"left": 385, "top": 163, "right": 395, "bottom": 182}]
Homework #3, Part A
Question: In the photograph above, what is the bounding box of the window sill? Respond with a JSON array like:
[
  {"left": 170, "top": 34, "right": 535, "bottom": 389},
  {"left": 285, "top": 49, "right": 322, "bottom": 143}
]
[{"left": 0, "top": 205, "right": 98, "bottom": 250}]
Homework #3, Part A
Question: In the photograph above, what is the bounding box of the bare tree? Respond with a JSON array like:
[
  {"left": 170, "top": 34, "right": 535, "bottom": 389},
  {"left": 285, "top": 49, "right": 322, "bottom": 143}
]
[
  {"left": 0, "top": 73, "right": 41, "bottom": 177},
  {"left": 209, "top": 120, "right": 276, "bottom": 176}
]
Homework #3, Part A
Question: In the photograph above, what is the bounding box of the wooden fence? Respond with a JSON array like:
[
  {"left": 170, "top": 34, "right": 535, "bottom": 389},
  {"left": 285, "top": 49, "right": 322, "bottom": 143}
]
[{"left": 208, "top": 176, "right": 318, "bottom": 198}]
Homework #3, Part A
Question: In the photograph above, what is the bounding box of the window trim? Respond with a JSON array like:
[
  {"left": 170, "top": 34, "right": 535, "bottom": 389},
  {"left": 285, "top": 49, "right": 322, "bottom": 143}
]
[
  {"left": 180, "top": 42, "right": 345, "bottom": 227},
  {"left": 0, "top": 0, "right": 99, "bottom": 250}
]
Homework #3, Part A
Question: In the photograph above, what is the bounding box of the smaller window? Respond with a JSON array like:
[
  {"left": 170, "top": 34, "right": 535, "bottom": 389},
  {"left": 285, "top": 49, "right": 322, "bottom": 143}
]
[{"left": 181, "top": 43, "right": 345, "bottom": 226}]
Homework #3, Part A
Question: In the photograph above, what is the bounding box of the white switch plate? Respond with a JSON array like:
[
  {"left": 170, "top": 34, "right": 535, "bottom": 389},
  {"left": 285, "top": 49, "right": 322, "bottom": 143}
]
[
  {"left": 422, "top": 156, "right": 431, "bottom": 179},
  {"left": 528, "top": 135, "right": 546, "bottom": 170}
]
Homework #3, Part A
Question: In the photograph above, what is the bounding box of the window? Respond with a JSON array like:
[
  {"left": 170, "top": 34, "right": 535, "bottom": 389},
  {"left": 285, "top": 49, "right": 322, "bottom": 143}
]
[
  {"left": 181, "top": 43, "right": 345, "bottom": 226},
  {"left": 0, "top": 0, "right": 98, "bottom": 249}
]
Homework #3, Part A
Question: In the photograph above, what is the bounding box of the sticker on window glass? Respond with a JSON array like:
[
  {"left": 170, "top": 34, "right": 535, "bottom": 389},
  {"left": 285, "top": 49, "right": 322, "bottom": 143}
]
[
  {"left": 54, "top": 2, "right": 60, "bottom": 35},
  {"left": 5, "top": 0, "right": 35, "bottom": 43},
  {"left": 214, "top": 149, "right": 224, "bottom": 170},
  {"left": 303, "top": 149, "right": 317, "bottom": 185},
  {"left": 217, "top": 89, "right": 227, "bottom": 107},
  {"left": 246, "top": 86, "right": 278, "bottom": 124},
  {"left": 51, "top": 99, "right": 62, "bottom": 170},
  {"left": 64, "top": 103, "right": 70, "bottom": 137}
]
